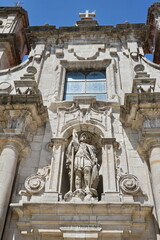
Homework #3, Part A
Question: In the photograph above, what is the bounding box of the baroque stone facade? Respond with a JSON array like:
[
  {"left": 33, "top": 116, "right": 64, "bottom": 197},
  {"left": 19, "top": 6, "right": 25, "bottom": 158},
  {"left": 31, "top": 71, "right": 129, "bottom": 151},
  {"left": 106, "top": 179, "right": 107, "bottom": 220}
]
[{"left": 0, "top": 3, "right": 160, "bottom": 240}]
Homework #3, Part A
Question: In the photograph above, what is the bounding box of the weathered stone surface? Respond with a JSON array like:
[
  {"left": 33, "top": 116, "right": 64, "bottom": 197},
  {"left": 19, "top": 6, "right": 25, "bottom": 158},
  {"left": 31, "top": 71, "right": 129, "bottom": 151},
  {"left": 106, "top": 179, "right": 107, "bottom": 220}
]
[{"left": 0, "top": 3, "right": 160, "bottom": 240}]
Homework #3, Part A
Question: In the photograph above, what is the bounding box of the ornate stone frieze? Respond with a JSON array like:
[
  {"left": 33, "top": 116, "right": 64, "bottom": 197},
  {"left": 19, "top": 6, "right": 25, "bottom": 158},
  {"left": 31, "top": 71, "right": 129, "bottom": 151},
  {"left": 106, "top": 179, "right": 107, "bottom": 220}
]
[
  {"left": 50, "top": 99, "right": 119, "bottom": 139},
  {"left": 19, "top": 165, "right": 50, "bottom": 195}
]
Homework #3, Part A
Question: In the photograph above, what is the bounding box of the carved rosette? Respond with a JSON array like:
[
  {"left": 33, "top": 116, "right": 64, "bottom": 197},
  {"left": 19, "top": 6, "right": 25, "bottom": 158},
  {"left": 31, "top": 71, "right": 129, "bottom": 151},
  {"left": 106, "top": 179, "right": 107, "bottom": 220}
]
[
  {"left": 20, "top": 166, "right": 50, "bottom": 196},
  {"left": 24, "top": 175, "right": 45, "bottom": 194},
  {"left": 119, "top": 174, "right": 140, "bottom": 195}
]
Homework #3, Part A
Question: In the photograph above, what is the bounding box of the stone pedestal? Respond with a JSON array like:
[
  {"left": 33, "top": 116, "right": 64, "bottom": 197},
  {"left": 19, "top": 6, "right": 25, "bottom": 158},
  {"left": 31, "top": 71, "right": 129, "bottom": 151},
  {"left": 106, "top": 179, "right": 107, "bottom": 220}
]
[
  {"left": 0, "top": 143, "right": 19, "bottom": 238},
  {"left": 149, "top": 146, "right": 160, "bottom": 227}
]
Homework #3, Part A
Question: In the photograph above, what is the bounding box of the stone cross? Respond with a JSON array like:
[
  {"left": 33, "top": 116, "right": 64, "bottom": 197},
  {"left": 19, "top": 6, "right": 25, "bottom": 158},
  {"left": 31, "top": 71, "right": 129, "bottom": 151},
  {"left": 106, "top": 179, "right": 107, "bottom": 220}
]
[
  {"left": 14, "top": 1, "right": 24, "bottom": 6},
  {"left": 79, "top": 10, "right": 96, "bottom": 19}
]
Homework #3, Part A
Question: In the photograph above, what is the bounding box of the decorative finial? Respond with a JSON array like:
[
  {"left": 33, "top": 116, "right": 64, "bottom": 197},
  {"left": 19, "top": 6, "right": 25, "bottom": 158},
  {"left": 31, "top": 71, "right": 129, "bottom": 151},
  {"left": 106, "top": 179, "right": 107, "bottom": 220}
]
[
  {"left": 79, "top": 10, "right": 96, "bottom": 19},
  {"left": 14, "top": 1, "right": 24, "bottom": 6}
]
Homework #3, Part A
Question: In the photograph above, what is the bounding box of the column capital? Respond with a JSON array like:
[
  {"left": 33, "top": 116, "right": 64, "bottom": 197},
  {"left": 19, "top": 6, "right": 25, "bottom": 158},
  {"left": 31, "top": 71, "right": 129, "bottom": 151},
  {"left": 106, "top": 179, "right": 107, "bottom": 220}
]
[
  {"left": 0, "top": 135, "right": 30, "bottom": 158},
  {"left": 138, "top": 136, "right": 160, "bottom": 158}
]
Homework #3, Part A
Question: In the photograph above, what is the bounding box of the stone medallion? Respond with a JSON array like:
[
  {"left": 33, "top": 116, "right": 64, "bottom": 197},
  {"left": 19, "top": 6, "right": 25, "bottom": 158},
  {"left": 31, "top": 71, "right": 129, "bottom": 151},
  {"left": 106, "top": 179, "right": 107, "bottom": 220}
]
[
  {"left": 24, "top": 175, "right": 45, "bottom": 194},
  {"left": 119, "top": 174, "right": 140, "bottom": 195}
]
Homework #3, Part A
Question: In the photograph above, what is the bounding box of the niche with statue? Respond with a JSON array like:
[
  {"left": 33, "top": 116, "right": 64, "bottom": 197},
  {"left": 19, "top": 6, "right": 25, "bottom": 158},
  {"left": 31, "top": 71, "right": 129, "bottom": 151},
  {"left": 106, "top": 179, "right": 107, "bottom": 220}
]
[{"left": 61, "top": 129, "right": 102, "bottom": 202}]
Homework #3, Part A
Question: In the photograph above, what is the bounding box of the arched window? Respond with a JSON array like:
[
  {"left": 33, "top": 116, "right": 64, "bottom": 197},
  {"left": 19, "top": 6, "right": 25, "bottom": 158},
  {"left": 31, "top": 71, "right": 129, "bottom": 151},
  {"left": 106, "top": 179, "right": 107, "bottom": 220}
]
[{"left": 64, "top": 71, "right": 107, "bottom": 101}]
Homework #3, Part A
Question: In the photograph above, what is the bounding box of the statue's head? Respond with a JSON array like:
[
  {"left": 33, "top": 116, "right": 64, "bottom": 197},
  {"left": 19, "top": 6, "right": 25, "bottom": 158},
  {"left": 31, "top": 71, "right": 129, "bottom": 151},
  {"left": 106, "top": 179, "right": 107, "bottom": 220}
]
[{"left": 79, "top": 132, "right": 89, "bottom": 143}]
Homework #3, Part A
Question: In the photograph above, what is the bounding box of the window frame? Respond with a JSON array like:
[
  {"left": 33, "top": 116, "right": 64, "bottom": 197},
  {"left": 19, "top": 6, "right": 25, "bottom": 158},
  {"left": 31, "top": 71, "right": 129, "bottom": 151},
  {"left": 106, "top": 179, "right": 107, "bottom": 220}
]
[
  {"left": 64, "top": 70, "right": 107, "bottom": 101},
  {"left": 58, "top": 59, "right": 117, "bottom": 102}
]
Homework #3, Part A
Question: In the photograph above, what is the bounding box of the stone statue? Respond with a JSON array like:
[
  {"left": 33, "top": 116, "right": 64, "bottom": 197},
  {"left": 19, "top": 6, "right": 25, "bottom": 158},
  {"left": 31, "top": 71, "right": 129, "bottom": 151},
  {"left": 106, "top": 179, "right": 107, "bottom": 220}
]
[{"left": 65, "top": 129, "right": 99, "bottom": 201}]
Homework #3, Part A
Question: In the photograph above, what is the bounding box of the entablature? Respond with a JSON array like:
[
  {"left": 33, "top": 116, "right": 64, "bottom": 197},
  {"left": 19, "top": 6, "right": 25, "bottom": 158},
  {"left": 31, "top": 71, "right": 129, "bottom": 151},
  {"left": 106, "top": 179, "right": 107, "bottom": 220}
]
[
  {"left": 11, "top": 202, "right": 153, "bottom": 239},
  {"left": 25, "top": 23, "right": 147, "bottom": 45},
  {"left": 120, "top": 92, "right": 160, "bottom": 130}
]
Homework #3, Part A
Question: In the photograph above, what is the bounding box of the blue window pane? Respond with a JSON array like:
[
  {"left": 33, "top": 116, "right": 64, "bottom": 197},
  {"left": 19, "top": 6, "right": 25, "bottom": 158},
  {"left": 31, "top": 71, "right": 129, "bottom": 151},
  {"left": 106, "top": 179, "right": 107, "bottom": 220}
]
[
  {"left": 64, "top": 71, "right": 107, "bottom": 101},
  {"left": 67, "top": 72, "right": 85, "bottom": 81},
  {"left": 65, "top": 82, "right": 85, "bottom": 93},
  {"left": 95, "top": 94, "right": 107, "bottom": 101},
  {"left": 86, "top": 81, "right": 106, "bottom": 93},
  {"left": 64, "top": 94, "right": 73, "bottom": 101},
  {"left": 86, "top": 72, "right": 106, "bottom": 80}
]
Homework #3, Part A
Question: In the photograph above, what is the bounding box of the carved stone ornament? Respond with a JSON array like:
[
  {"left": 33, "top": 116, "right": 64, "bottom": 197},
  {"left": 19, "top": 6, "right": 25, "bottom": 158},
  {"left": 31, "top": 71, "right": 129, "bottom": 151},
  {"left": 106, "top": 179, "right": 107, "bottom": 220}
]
[
  {"left": 24, "top": 175, "right": 45, "bottom": 194},
  {"left": 0, "top": 82, "right": 12, "bottom": 94},
  {"left": 45, "top": 141, "right": 53, "bottom": 152},
  {"left": 27, "top": 66, "right": 37, "bottom": 75},
  {"left": 19, "top": 166, "right": 50, "bottom": 196},
  {"left": 68, "top": 44, "right": 105, "bottom": 60},
  {"left": 14, "top": 80, "right": 38, "bottom": 95},
  {"left": 134, "top": 64, "right": 145, "bottom": 72},
  {"left": 119, "top": 174, "right": 140, "bottom": 195}
]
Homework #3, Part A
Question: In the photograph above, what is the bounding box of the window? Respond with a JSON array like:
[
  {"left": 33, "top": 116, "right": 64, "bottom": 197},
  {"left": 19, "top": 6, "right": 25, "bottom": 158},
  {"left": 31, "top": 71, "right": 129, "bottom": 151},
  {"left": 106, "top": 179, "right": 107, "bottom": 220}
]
[{"left": 64, "top": 71, "right": 107, "bottom": 101}]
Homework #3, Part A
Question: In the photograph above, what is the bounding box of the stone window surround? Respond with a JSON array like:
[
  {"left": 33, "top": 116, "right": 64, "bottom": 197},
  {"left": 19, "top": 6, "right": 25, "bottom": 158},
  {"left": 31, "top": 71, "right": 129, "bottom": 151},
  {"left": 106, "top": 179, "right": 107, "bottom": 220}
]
[{"left": 58, "top": 59, "right": 118, "bottom": 102}]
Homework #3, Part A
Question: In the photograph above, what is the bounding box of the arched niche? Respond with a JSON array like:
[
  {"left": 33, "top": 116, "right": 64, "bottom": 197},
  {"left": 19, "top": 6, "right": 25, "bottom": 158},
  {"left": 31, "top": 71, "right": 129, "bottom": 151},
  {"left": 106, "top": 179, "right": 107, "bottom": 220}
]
[
  {"left": 60, "top": 124, "right": 104, "bottom": 201},
  {"left": 61, "top": 123, "right": 105, "bottom": 139}
]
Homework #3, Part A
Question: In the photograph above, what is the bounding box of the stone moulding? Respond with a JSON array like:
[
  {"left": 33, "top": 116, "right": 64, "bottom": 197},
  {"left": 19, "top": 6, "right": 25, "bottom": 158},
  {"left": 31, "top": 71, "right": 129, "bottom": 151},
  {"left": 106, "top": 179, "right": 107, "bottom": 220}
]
[
  {"left": 0, "top": 56, "right": 33, "bottom": 76},
  {"left": 120, "top": 92, "right": 160, "bottom": 129},
  {"left": 11, "top": 202, "right": 152, "bottom": 238},
  {"left": 60, "top": 59, "right": 111, "bottom": 71},
  {"left": 0, "top": 94, "right": 48, "bottom": 137}
]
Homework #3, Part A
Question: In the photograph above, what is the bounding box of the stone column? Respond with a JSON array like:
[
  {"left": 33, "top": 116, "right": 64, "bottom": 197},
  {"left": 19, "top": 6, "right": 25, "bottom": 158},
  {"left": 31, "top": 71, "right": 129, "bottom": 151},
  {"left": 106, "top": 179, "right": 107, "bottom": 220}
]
[
  {"left": 0, "top": 142, "right": 19, "bottom": 238},
  {"left": 149, "top": 146, "right": 160, "bottom": 227}
]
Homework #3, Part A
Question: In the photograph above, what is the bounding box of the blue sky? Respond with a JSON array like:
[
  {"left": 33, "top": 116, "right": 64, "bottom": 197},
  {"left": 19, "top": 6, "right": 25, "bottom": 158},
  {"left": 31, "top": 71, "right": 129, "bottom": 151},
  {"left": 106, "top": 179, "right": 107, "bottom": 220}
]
[{"left": 0, "top": 0, "right": 158, "bottom": 27}]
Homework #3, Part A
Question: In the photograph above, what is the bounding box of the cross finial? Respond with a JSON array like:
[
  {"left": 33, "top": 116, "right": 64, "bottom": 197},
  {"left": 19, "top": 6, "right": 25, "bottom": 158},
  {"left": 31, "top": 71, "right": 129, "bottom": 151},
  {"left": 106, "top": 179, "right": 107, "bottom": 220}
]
[
  {"left": 14, "top": 1, "right": 24, "bottom": 6},
  {"left": 79, "top": 10, "right": 96, "bottom": 19}
]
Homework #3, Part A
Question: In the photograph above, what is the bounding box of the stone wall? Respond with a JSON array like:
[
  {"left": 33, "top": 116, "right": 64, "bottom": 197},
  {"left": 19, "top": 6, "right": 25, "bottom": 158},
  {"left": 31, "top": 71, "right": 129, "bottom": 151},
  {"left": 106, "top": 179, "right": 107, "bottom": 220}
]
[{"left": 0, "top": 3, "right": 160, "bottom": 240}]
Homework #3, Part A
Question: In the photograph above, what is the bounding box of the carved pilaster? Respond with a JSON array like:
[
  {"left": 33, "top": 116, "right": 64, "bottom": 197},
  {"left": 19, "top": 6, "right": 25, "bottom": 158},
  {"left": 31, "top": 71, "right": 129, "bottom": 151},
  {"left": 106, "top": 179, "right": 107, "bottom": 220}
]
[
  {"left": 101, "top": 138, "right": 120, "bottom": 202},
  {"left": 48, "top": 138, "right": 67, "bottom": 199}
]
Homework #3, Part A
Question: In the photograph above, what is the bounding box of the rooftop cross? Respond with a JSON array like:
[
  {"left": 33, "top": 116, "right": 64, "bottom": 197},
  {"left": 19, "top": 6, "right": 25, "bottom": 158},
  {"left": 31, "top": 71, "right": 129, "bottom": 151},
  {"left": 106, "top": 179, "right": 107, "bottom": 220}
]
[
  {"left": 79, "top": 10, "right": 96, "bottom": 19},
  {"left": 14, "top": 1, "right": 24, "bottom": 6}
]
